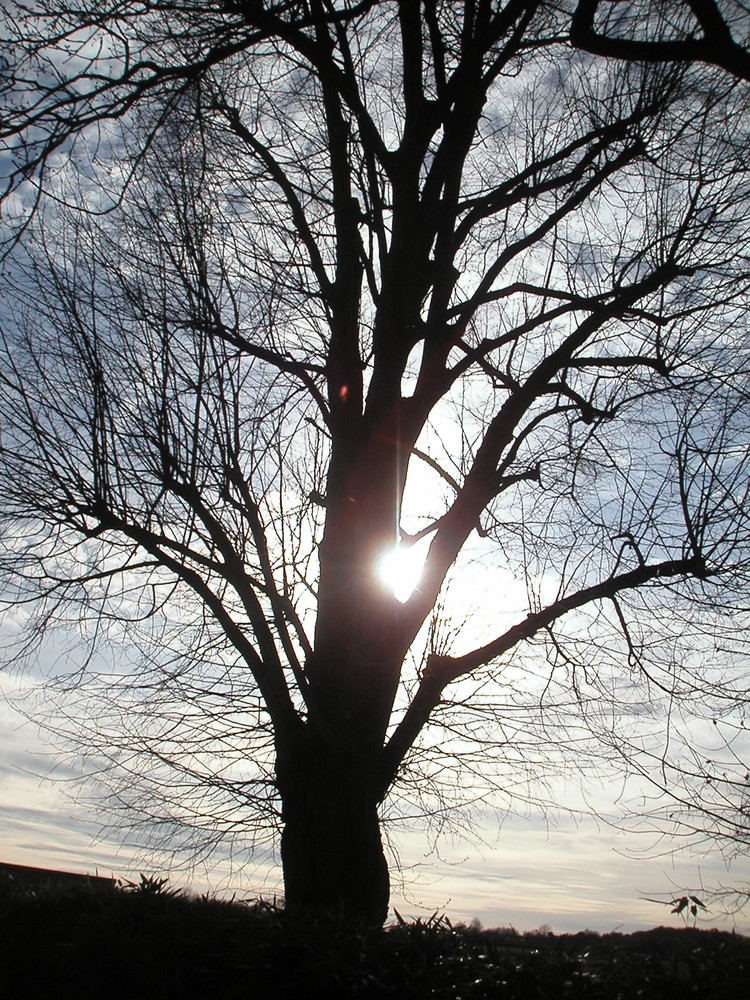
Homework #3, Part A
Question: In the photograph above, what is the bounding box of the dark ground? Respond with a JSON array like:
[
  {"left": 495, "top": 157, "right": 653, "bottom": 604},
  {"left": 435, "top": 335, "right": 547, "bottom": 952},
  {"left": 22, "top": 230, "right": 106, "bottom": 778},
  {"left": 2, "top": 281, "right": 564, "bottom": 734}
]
[{"left": 1, "top": 863, "right": 748, "bottom": 998}]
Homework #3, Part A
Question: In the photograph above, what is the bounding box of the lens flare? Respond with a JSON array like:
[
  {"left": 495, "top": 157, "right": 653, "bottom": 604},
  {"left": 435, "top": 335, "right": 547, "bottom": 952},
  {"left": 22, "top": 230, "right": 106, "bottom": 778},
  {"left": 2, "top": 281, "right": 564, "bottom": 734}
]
[{"left": 376, "top": 541, "right": 427, "bottom": 603}]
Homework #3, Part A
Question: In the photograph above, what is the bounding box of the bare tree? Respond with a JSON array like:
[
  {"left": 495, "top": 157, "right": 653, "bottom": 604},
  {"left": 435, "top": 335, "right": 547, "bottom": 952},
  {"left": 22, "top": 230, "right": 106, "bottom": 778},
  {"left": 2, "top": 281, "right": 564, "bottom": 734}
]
[{"left": 2, "top": 2, "right": 750, "bottom": 923}]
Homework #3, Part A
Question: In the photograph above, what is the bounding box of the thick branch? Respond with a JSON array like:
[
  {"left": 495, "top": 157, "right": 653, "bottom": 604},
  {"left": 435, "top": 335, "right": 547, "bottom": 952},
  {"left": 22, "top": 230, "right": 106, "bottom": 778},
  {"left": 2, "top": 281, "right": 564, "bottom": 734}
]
[
  {"left": 379, "top": 552, "right": 709, "bottom": 795},
  {"left": 570, "top": 0, "right": 750, "bottom": 82},
  {"left": 405, "top": 261, "right": 684, "bottom": 638}
]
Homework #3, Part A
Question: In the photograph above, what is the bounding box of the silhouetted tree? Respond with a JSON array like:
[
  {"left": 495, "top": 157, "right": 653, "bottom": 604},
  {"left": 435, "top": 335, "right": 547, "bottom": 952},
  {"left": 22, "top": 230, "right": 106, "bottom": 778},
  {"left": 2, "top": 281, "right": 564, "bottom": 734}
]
[{"left": 2, "top": 2, "right": 750, "bottom": 923}]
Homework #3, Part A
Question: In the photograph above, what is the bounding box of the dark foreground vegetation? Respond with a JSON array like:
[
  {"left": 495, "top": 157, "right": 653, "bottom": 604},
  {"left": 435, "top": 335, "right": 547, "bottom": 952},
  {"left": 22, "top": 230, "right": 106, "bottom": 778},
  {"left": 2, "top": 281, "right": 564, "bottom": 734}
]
[{"left": 1, "top": 869, "right": 748, "bottom": 999}]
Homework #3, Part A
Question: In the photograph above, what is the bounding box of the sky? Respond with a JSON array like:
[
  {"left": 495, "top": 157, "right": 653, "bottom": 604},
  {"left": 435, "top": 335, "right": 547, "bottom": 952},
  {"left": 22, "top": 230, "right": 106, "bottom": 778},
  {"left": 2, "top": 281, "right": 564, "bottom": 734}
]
[{"left": 2, "top": 669, "right": 749, "bottom": 935}]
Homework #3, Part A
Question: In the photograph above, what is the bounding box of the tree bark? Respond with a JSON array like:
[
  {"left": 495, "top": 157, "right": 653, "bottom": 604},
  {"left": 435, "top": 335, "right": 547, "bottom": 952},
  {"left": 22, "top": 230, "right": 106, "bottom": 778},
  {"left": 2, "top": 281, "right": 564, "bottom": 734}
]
[{"left": 276, "top": 729, "right": 390, "bottom": 925}]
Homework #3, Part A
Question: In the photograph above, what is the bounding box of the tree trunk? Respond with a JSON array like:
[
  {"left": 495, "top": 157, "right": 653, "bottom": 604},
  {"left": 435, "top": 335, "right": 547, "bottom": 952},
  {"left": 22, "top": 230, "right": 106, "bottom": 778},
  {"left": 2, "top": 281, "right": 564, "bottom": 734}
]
[{"left": 277, "top": 732, "right": 390, "bottom": 925}]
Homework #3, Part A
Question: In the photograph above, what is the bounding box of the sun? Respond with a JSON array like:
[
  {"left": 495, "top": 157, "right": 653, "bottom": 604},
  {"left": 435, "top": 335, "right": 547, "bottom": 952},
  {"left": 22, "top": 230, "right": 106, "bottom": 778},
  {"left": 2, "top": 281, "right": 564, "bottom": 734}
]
[{"left": 376, "top": 539, "right": 428, "bottom": 604}]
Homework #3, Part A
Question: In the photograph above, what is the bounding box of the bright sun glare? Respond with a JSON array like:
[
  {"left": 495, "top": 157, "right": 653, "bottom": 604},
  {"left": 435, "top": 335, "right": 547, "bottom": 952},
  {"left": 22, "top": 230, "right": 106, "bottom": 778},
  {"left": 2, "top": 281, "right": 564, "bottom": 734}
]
[{"left": 376, "top": 540, "right": 428, "bottom": 604}]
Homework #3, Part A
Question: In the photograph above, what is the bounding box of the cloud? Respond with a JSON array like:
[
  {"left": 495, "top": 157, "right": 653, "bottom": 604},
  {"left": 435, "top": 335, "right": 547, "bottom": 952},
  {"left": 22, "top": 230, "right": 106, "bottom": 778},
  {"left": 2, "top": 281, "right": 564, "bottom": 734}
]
[
  {"left": 388, "top": 812, "right": 750, "bottom": 934},
  {"left": 2, "top": 675, "right": 749, "bottom": 930}
]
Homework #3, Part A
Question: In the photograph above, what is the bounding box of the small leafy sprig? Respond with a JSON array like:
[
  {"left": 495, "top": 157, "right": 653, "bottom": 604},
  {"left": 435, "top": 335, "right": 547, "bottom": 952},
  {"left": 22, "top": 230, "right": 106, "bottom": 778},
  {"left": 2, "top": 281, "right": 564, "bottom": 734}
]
[
  {"left": 671, "top": 895, "right": 707, "bottom": 924},
  {"left": 642, "top": 893, "right": 707, "bottom": 926}
]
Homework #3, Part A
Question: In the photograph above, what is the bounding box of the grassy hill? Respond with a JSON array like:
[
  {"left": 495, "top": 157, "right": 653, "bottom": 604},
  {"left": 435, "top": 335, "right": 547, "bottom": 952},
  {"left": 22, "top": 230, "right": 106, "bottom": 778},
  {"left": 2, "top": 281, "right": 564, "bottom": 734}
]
[{"left": 1, "top": 865, "right": 748, "bottom": 998}]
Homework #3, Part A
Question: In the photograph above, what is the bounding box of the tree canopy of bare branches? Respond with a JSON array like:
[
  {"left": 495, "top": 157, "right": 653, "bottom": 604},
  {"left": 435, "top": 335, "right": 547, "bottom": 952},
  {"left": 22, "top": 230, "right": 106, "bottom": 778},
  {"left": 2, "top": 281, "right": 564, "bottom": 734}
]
[{"left": 1, "top": 1, "right": 750, "bottom": 923}]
